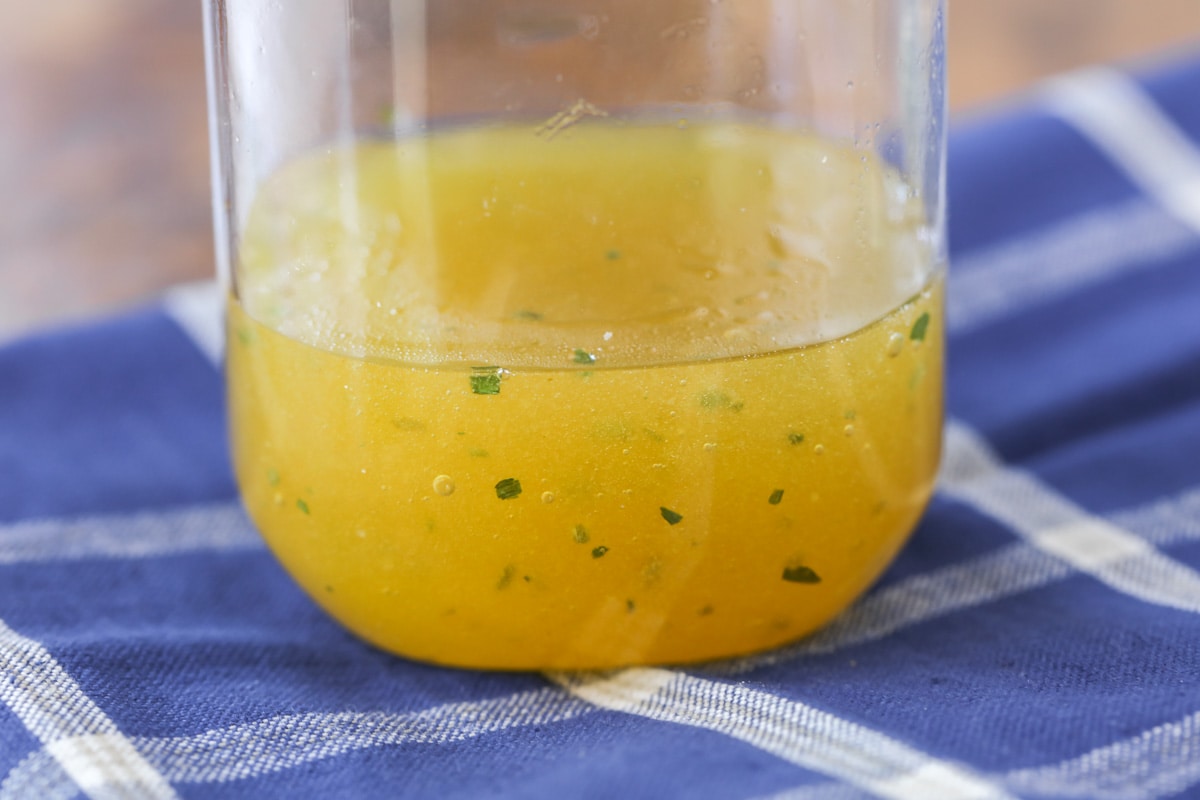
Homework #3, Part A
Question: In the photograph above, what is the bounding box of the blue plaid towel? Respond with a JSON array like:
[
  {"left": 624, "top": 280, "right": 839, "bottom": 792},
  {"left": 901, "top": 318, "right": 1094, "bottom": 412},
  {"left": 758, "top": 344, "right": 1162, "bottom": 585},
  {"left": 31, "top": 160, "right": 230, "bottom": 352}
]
[{"left": 3, "top": 52, "right": 1200, "bottom": 800}]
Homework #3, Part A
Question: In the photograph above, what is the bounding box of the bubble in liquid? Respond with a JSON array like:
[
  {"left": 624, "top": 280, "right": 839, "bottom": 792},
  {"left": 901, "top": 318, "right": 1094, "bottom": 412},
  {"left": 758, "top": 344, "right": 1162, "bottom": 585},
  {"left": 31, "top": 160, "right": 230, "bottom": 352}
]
[
  {"left": 541, "top": 491, "right": 556, "bottom": 504},
  {"left": 886, "top": 332, "right": 905, "bottom": 358},
  {"left": 433, "top": 475, "right": 456, "bottom": 496},
  {"left": 814, "top": 444, "right": 826, "bottom": 456},
  {"left": 844, "top": 425, "right": 855, "bottom": 437}
]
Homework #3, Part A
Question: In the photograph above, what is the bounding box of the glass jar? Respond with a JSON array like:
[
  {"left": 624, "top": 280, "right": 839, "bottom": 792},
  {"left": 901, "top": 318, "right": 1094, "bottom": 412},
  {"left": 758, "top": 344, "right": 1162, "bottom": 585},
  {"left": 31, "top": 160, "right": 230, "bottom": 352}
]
[{"left": 205, "top": 0, "right": 946, "bottom": 670}]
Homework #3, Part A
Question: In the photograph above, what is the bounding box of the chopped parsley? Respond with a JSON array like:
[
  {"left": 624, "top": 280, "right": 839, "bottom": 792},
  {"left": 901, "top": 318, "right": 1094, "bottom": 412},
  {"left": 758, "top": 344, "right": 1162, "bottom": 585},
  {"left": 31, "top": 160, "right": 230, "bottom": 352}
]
[
  {"left": 782, "top": 565, "right": 821, "bottom": 584},
  {"left": 698, "top": 605, "right": 714, "bottom": 616},
  {"left": 626, "top": 598, "right": 636, "bottom": 612},
  {"left": 495, "top": 478, "right": 523, "bottom": 500},
  {"left": 769, "top": 489, "right": 785, "bottom": 505},
  {"left": 592, "top": 546, "right": 609, "bottom": 559},
  {"left": 605, "top": 249, "right": 622, "bottom": 260},
  {"left": 496, "top": 565, "right": 516, "bottom": 590},
  {"left": 469, "top": 448, "right": 490, "bottom": 458},
  {"left": 573, "top": 348, "right": 597, "bottom": 364},
  {"left": 788, "top": 432, "right": 805, "bottom": 446},
  {"left": 700, "top": 389, "right": 742, "bottom": 411},
  {"left": 660, "top": 507, "right": 683, "bottom": 525},
  {"left": 573, "top": 525, "right": 590, "bottom": 544},
  {"left": 266, "top": 468, "right": 280, "bottom": 487},
  {"left": 296, "top": 499, "right": 310, "bottom": 515},
  {"left": 514, "top": 309, "right": 544, "bottom": 321},
  {"left": 470, "top": 367, "right": 502, "bottom": 395},
  {"left": 910, "top": 312, "right": 931, "bottom": 342},
  {"left": 236, "top": 327, "right": 255, "bottom": 346}
]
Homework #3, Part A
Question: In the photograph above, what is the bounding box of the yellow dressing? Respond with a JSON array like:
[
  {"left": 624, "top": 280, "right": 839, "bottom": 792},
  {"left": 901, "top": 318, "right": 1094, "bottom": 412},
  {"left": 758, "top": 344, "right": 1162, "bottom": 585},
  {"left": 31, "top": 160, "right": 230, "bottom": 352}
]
[{"left": 227, "top": 122, "right": 943, "bottom": 669}]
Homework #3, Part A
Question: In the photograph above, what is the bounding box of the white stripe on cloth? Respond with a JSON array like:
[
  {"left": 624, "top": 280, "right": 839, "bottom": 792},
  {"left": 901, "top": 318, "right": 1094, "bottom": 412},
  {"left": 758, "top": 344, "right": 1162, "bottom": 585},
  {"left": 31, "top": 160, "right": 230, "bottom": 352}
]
[
  {"left": 162, "top": 281, "right": 223, "bottom": 366},
  {"left": 0, "top": 503, "right": 259, "bottom": 565},
  {"left": 1, "top": 688, "right": 594, "bottom": 794},
  {"left": 0, "top": 751, "right": 74, "bottom": 800},
  {"left": 941, "top": 421, "right": 1200, "bottom": 614},
  {"left": 0, "top": 621, "right": 178, "bottom": 799},
  {"left": 763, "top": 708, "right": 1200, "bottom": 800},
  {"left": 751, "top": 781, "right": 876, "bottom": 800},
  {"left": 1116, "top": 487, "right": 1200, "bottom": 549},
  {"left": 1001, "top": 709, "right": 1200, "bottom": 800},
  {"left": 552, "top": 669, "right": 1013, "bottom": 800},
  {"left": 948, "top": 198, "right": 1197, "bottom": 335},
  {"left": 1040, "top": 67, "right": 1200, "bottom": 234}
]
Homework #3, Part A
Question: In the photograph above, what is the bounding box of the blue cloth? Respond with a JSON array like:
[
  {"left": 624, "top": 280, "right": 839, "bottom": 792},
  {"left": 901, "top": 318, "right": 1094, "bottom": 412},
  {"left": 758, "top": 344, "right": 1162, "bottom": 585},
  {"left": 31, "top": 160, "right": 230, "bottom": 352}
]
[{"left": 4, "top": 54, "right": 1200, "bottom": 799}]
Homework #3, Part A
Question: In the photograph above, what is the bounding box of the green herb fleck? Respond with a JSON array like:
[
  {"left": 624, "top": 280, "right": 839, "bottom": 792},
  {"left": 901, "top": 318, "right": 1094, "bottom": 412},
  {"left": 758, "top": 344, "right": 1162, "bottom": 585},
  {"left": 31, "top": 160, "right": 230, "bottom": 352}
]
[
  {"left": 769, "top": 489, "right": 784, "bottom": 505},
  {"left": 782, "top": 565, "right": 821, "bottom": 584},
  {"left": 580, "top": 371, "right": 593, "bottom": 381},
  {"left": 700, "top": 389, "right": 737, "bottom": 410},
  {"left": 523, "top": 575, "right": 532, "bottom": 583},
  {"left": 605, "top": 249, "right": 622, "bottom": 260},
  {"left": 910, "top": 312, "right": 931, "bottom": 342},
  {"left": 788, "top": 432, "right": 805, "bottom": 446},
  {"left": 266, "top": 468, "right": 280, "bottom": 487},
  {"left": 495, "top": 478, "right": 523, "bottom": 500},
  {"left": 660, "top": 506, "right": 683, "bottom": 525},
  {"left": 626, "top": 598, "right": 636, "bottom": 612},
  {"left": 496, "top": 565, "right": 516, "bottom": 590},
  {"left": 470, "top": 367, "right": 502, "bottom": 395},
  {"left": 844, "top": 409, "right": 857, "bottom": 420},
  {"left": 324, "top": 584, "right": 334, "bottom": 593},
  {"left": 514, "top": 309, "right": 544, "bottom": 321},
  {"left": 573, "top": 348, "right": 597, "bottom": 364},
  {"left": 296, "top": 499, "right": 310, "bottom": 515},
  {"left": 698, "top": 604, "right": 714, "bottom": 616},
  {"left": 392, "top": 417, "right": 426, "bottom": 431},
  {"left": 236, "top": 327, "right": 256, "bottom": 346},
  {"left": 573, "top": 524, "right": 590, "bottom": 544},
  {"left": 592, "top": 545, "right": 609, "bottom": 559},
  {"left": 469, "top": 448, "right": 490, "bottom": 458}
]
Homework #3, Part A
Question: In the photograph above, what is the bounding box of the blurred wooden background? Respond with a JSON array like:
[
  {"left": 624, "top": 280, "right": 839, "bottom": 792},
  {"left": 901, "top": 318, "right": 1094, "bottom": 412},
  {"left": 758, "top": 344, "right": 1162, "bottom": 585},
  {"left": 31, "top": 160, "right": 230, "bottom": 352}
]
[{"left": 1, "top": 0, "right": 1198, "bottom": 342}]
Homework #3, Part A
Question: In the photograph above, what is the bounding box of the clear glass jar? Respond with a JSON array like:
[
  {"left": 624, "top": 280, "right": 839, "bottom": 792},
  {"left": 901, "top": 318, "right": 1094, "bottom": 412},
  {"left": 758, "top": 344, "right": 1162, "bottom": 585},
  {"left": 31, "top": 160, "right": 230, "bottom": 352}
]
[{"left": 205, "top": 0, "right": 946, "bottom": 670}]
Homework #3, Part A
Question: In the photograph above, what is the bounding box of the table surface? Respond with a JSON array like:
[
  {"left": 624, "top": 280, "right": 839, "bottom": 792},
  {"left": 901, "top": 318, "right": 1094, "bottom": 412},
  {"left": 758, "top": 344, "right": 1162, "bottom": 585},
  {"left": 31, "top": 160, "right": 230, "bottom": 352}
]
[{"left": 1, "top": 0, "right": 1198, "bottom": 342}]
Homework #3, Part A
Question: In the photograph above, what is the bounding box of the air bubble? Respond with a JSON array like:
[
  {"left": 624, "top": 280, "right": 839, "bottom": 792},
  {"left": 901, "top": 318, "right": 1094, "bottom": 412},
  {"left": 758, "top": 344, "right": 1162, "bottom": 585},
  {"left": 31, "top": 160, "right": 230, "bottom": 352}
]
[
  {"left": 433, "top": 475, "right": 456, "bottom": 496},
  {"left": 844, "top": 425, "right": 855, "bottom": 437},
  {"left": 541, "top": 491, "right": 555, "bottom": 504},
  {"left": 814, "top": 444, "right": 826, "bottom": 455},
  {"left": 886, "top": 333, "right": 905, "bottom": 357}
]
